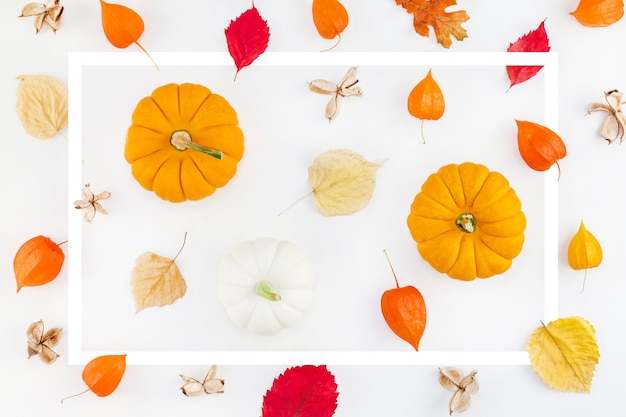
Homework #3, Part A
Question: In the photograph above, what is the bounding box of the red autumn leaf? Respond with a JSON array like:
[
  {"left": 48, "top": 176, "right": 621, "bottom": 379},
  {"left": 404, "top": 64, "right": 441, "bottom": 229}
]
[
  {"left": 506, "top": 20, "right": 550, "bottom": 90},
  {"left": 262, "top": 365, "right": 339, "bottom": 417},
  {"left": 515, "top": 120, "right": 567, "bottom": 177},
  {"left": 14, "top": 235, "right": 65, "bottom": 293},
  {"left": 225, "top": 3, "right": 270, "bottom": 80},
  {"left": 62, "top": 355, "right": 127, "bottom": 402}
]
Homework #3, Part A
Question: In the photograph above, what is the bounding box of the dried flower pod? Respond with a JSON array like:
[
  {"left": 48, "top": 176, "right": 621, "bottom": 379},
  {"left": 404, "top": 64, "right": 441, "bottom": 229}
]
[
  {"left": 308, "top": 66, "right": 362, "bottom": 121},
  {"left": 438, "top": 367, "right": 478, "bottom": 415},
  {"left": 74, "top": 183, "right": 111, "bottom": 222},
  {"left": 587, "top": 89, "right": 626, "bottom": 144},
  {"left": 26, "top": 320, "right": 62, "bottom": 364},
  {"left": 19, "top": 0, "right": 63, "bottom": 33},
  {"left": 180, "top": 365, "right": 224, "bottom": 397}
]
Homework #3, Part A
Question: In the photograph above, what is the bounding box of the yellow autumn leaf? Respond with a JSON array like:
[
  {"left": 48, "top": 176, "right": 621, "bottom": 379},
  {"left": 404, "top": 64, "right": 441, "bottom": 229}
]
[
  {"left": 308, "top": 149, "right": 386, "bottom": 216},
  {"left": 527, "top": 316, "right": 600, "bottom": 393},
  {"left": 16, "top": 74, "right": 68, "bottom": 139},
  {"left": 568, "top": 220, "right": 602, "bottom": 270},
  {"left": 130, "top": 234, "right": 188, "bottom": 313}
]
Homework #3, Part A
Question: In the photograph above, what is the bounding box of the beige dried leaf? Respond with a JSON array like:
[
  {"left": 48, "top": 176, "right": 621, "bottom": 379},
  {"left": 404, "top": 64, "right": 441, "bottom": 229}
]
[
  {"left": 16, "top": 74, "right": 68, "bottom": 139},
  {"left": 130, "top": 234, "right": 188, "bottom": 313},
  {"left": 73, "top": 183, "right": 111, "bottom": 222},
  {"left": 438, "top": 367, "right": 478, "bottom": 415},
  {"left": 180, "top": 365, "right": 225, "bottom": 397},
  {"left": 587, "top": 89, "right": 626, "bottom": 144},
  {"left": 308, "top": 66, "right": 363, "bottom": 121},
  {"left": 308, "top": 149, "right": 386, "bottom": 216},
  {"left": 26, "top": 319, "right": 62, "bottom": 364},
  {"left": 19, "top": 0, "right": 64, "bottom": 33}
]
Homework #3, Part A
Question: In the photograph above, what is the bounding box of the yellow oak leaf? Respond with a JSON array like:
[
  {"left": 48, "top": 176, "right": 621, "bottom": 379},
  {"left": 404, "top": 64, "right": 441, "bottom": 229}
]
[
  {"left": 527, "top": 316, "right": 600, "bottom": 393},
  {"left": 16, "top": 74, "right": 68, "bottom": 139},
  {"left": 130, "top": 234, "right": 188, "bottom": 313},
  {"left": 308, "top": 149, "right": 386, "bottom": 216},
  {"left": 394, "top": 0, "right": 469, "bottom": 49}
]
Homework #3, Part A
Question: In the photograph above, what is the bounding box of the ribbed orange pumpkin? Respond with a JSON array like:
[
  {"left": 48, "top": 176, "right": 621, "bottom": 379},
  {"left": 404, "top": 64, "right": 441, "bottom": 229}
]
[
  {"left": 407, "top": 162, "right": 526, "bottom": 281},
  {"left": 125, "top": 83, "right": 244, "bottom": 202}
]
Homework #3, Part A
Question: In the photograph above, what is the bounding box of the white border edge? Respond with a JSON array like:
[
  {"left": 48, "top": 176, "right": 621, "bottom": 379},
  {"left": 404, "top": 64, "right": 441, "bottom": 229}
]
[{"left": 67, "top": 51, "right": 557, "bottom": 366}]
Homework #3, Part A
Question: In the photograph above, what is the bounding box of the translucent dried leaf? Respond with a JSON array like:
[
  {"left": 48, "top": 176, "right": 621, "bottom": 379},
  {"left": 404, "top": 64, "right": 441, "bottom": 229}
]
[
  {"left": 527, "top": 316, "right": 600, "bottom": 393},
  {"left": 308, "top": 149, "right": 385, "bottom": 216},
  {"left": 16, "top": 74, "right": 68, "bottom": 139},
  {"left": 180, "top": 365, "right": 225, "bottom": 397},
  {"left": 26, "top": 319, "right": 62, "bottom": 364},
  {"left": 130, "top": 234, "right": 188, "bottom": 313}
]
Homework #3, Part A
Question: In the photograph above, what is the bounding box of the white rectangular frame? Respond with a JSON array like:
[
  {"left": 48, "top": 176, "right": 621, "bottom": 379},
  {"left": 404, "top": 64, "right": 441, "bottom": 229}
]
[{"left": 68, "top": 51, "right": 559, "bottom": 366}]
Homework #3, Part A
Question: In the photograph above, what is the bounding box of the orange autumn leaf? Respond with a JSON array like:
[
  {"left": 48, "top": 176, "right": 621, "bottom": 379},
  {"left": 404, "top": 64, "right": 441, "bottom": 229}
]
[
  {"left": 99, "top": 0, "right": 158, "bottom": 69},
  {"left": 62, "top": 355, "right": 127, "bottom": 402},
  {"left": 395, "top": 0, "right": 469, "bottom": 48},
  {"left": 571, "top": 0, "right": 624, "bottom": 27},
  {"left": 380, "top": 250, "right": 427, "bottom": 350},
  {"left": 515, "top": 120, "right": 567, "bottom": 176},
  {"left": 14, "top": 235, "right": 65, "bottom": 293},
  {"left": 407, "top": 69, "right": 445, "bottom": 143},
  {"left": 312, "top": 0, "right": 349, "bottom": 50}
]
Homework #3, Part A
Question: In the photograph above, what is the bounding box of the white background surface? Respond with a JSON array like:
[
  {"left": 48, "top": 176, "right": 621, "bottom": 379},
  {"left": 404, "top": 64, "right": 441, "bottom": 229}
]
[{"left": 1, "top": 0, "right": 625, "bottom": 416}]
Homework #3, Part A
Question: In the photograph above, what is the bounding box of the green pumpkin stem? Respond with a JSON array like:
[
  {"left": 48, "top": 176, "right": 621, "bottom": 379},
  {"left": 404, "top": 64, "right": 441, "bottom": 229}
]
[
  {"left": 456, "top": 213, "right": 477, "bottom": 233},
  {"left": 170, "top": 130, "right": 223, "bottom": 160},
  {"left": 255, "top": 280, "right": 281, "bottom": 301}
]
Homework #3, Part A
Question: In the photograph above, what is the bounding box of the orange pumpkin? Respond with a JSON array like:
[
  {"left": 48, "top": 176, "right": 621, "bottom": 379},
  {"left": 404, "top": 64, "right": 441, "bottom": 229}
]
[
  {"left": 125, "top": 83, "right": 244, "bottom": 202},
  {"left": 407, "top": 162, "right": 526, "bottom": 281}
]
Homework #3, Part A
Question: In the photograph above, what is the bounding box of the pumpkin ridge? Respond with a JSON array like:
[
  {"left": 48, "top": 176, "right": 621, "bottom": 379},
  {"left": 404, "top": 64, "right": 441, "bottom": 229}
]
[
  {"left": 186, "top": 93, "right": 213, "bottom": 124},
  {"left": 478, "top": 232, "right": 514, "bottom": 259},
  {"left": 411, "top": 193, "right": 457, "bottom": 219},
  {"left": 188, "top": 157, "right": 214, "bottom": 190},
  {"left": 149, "top": 97, "right": 173, "bottom": 125}
]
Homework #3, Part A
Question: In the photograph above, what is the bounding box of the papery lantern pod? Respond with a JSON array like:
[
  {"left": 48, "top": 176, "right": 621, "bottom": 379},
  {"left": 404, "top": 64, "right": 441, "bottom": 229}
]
[
  {"left": 571, "top": 0, "right": 624, "bottom": 27},
  {"left": 515, "top": 120, "right": 567, "bottom": 176},
  {"left": 14, "top": 235, "right": 65, "bottom": 292}
]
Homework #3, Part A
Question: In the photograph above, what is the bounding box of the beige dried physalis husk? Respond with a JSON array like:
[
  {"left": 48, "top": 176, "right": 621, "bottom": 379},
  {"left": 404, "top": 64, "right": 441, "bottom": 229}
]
[
  {"left": 308, "top": 66, "right": 363, "bottom": 121},
  {"left": 438, "top": 367, "right": 478, "bottom": 415},
  {"left": 74, "top": 183, "right": 111, "bottom": 222},
  {"left": 180, "top": 365, "right": 225, "bottom": 397},
  {"left": 19, "top": 0, "right": 64, "bottom": 33},
  {"left": 587, "top": 90, "right": 626, "bottom": 144},
  {"left": 27, "top": 319, "right": 62, "bottom": 364},
  {"left": 16, "top": 74, "right": 68, "bottom": 139}
]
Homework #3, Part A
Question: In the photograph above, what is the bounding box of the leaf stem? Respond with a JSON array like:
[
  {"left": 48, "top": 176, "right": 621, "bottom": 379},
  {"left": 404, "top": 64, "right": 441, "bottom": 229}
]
[
  {"left": 383, "top": 249, "right": 400, "bottom": 289},
  {"left": 134, "top": 41, "right": 160, "bottom": 71},
  {"left": 278, "top": 191, "right": 313, "bottom": 216},
  {"left": 580, "top": 269, "right": 588, "bottom": 294},
  {"left": 320, "top": 33, "right": 341, "bottom": 53},
  {"left": 57, "top": 240, "right": 68, "bottom": 246},
  {"left": 420, "top": 119, "right": 426, "bottom": 144},
  {"left": 172, "top": 232, "right": 188, "bottom": 262},
  {"left": 60, "top": 388, "right": 90, "bottom": 403}
]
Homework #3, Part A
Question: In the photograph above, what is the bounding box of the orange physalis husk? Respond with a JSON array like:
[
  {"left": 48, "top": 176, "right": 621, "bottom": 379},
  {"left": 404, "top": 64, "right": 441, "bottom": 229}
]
[
  {"left": 568, "top": 220, "right": 603, "bottom": 292},
  {"left": 380, "top": 250, "right": 427, "bottom": 350},
  {"left": 99, "top": 0, "right": 159, "bottom": 69},
  {"left": 571, "top": 0, "right": 624, "bottom": 27},
  {"left": 14, "top": 235, "right": 65, "bottom": 293},
  {"left": 312, "top": 0, "right": 349, "bottom": 51},
  {"left": 515, "top": 120, "right": 567, "bottom": 177},
  {"left": 62, "top": 354, "right": 127, "bottom": 402},
  {"left": 407, "top": 69, "right": 445, "bottom": 143}
]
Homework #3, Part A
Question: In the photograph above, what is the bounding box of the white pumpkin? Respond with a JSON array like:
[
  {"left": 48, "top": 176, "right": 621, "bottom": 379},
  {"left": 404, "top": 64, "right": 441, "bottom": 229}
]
[{"left": 217, "top": 238, "right": 315, "bottom": 336}]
